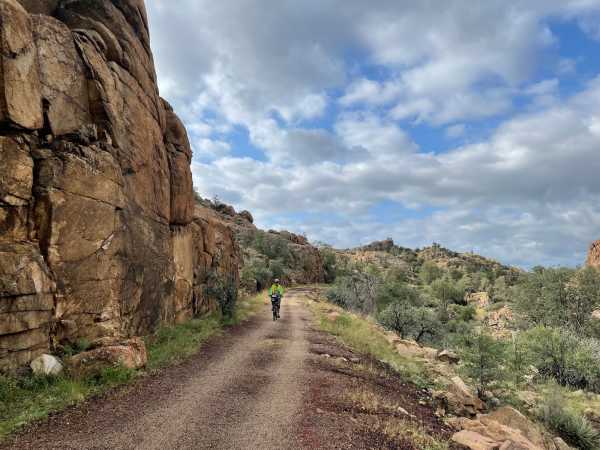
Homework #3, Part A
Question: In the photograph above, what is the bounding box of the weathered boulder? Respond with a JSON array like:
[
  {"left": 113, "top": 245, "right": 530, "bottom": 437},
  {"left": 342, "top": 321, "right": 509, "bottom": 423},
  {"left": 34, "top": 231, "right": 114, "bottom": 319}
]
[
  {"left": 239, "top": 210, "right": 253, "bottom": 224},
  {"left": 30, "top": 354, "right": 63, "bottom": 376},
  {"left": 452, "top": 430, "right": 499, "bottom": 450},
  {"left": 466, "top": 292, "right": 490, "bottom": 308},
  {"left": 437, "top": 349, "right": 460, "bottom": 364},
  {"left": 450, "top": 407, "right": 547, "bottom": 450},
  {"left": 68, "top": 337, "right": 147, "bottom": 377},
  {"left": 486, "top": 306, "right": 514, "bottom": 338},
  {"left": 434, "top": 376, "right": 486, "bottom": 418},
  {"left": 382, "top": 332, "right": 438, "bottom": 360},
  {"left": 552, "top": 437, "right": 574, "bottom": 450}
]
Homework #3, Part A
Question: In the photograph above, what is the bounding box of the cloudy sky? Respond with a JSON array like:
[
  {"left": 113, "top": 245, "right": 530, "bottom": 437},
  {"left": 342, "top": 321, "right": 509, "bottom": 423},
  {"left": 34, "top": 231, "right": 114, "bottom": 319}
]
[{"left": 145, "top": 0, "right": 600, "bottom": 268}]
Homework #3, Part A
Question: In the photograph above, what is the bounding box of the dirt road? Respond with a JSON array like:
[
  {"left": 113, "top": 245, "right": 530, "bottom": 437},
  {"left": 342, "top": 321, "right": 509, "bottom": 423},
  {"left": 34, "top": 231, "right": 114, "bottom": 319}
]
[{"left": 3, "top": 288, "right": 452, "bottom": 450}]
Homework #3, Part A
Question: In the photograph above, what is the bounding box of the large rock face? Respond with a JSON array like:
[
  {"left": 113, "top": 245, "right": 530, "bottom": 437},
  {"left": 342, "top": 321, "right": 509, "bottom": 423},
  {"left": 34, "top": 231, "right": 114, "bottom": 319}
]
[
  {"left": 0, "top": 0, "right": 239, "bottom": 371},
  {"left": 587, "top": 240, "right": 600, "bottom": 268}
]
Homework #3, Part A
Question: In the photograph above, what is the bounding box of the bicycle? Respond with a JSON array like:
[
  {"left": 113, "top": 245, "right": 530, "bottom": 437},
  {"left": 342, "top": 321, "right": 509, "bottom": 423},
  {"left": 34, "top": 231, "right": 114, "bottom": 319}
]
[{"left": 270, "top": 293, "right": 281, "bottom": 321}]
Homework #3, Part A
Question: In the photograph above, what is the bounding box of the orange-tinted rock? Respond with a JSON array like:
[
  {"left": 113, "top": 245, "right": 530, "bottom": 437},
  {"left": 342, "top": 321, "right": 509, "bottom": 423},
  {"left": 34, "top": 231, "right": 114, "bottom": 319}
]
[
  {"left": 0, "top": 0, "right": 43, "bottom": 129},
  {"left": 587, "top": 240, "right": 600, "bottom": 268},
  {"left": 0, "top": 0, "right": 240, "bottom": 371},
  {"left": 68, "top": 337, "right": 147, "bottom": 377}
]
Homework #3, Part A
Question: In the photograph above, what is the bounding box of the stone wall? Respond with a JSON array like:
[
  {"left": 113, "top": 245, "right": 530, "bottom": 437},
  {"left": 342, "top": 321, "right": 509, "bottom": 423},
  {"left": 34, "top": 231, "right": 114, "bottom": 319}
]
[{"left": 0, "top": 0, "right": 239, "bottom": 371}]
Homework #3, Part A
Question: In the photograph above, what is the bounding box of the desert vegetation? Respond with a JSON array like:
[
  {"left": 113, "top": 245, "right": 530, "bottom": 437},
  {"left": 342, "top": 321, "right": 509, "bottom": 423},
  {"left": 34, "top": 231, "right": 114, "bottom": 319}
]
[{"left": 322, "top": 242, "right": 600, "bottom": 448}]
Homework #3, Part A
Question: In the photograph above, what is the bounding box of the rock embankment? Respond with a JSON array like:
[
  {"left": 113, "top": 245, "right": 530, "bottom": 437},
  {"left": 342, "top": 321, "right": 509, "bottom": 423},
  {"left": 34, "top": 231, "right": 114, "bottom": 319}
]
[{"left": 0, "top": 0, "right": 239, "bottom": 371}]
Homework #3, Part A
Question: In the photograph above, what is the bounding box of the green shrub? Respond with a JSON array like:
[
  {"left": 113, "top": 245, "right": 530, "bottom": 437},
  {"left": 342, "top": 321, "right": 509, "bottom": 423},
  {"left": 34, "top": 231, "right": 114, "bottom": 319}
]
[
  {"left": 538, "top": 391, "right": 600, "bottom": 450},
  {"left": 419, "top": 261, "right": 444, "bottom": 284},
  {"left": 376, "top": 281, "right": 422, "bottom": 311},
  {"left": 521, "top": 326, "right": 600, "bottom": 392},
  {"left": 268, "top": 258, "right": 287, "bottom": 281},
  {"left": 325, "top": 267, "right": 380, "bottom": 313},
  {"left": 459, "top": 330, "right": 507, "bottom": 397},
  {"left": 204, "top": 272, "right": 238, "bottom": 318},
  {"left": 320, "top": 247, "right": 338, "bottom": 283},
  {"left": 514, "top": 267, "right": 575, "bottom": 329},
  {"left": 252, "top": 231, "right": 292, "bottom": 263}
]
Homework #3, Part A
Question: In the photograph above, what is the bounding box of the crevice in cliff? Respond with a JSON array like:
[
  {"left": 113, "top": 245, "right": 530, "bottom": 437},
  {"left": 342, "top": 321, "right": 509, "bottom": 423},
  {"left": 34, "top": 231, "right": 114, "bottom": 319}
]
[{"left": 25, "top": 98, "right": 62, "bottom": 352}]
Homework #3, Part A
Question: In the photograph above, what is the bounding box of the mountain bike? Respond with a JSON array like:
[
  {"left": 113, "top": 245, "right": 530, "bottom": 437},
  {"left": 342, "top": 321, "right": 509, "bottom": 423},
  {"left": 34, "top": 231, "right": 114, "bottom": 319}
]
[{"left": 270, "top": 293, "right": 281, "bottom": 321}]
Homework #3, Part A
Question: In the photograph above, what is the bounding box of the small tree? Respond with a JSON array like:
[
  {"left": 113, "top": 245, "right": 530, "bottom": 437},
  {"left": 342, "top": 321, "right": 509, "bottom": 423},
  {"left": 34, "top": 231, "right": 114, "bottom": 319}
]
[
  {"left": 460, "top": 330, "right": 507, "bottom": 398},
  {"left": 320, "top": 247, "right": 338, "bottom": 283},
  {"left": 419, "top": 261, "right": 444, "bottom": 285},
  {"left": 565, "top": 267, "right": 600, "bottom": 334},
  {"left": 412, "top": 307, "right": 440, "bottom": 344},
  {"left": 431, "top": 276, "right": 464, "bottom": 321},
  {"left": 378, "top": 302, "right": 417, "bottom": 339}
]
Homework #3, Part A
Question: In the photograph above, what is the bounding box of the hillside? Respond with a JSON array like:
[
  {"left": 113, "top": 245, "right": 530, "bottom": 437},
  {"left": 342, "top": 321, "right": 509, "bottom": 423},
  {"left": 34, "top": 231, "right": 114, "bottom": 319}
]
[
  {"left": 339, "top": 238, "right": 521, "bottom": 285},
  {"left": 195, "top": 196, "right": 325, "bottom": 291}
]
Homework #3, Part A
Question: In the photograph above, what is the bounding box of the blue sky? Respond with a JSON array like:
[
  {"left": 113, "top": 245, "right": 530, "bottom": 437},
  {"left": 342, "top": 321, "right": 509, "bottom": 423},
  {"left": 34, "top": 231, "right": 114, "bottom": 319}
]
[{"left": 146, "top": 1, "right": 600, "bottom": 268}]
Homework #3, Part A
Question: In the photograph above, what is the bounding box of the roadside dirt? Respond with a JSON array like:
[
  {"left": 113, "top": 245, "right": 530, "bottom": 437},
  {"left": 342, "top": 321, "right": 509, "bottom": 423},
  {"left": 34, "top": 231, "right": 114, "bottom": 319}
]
[{"left": 2, "top": 288, "right": 453, "bottom": 449}]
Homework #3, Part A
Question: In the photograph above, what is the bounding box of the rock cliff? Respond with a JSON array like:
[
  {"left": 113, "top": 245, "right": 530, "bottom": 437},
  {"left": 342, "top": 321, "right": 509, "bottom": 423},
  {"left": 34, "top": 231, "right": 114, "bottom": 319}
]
[
  {"left": 0, "top": 0, "right": 239, "bottom": 371},
  {"left": 587, "top": 239, "right": 600, "bottom": 268}
]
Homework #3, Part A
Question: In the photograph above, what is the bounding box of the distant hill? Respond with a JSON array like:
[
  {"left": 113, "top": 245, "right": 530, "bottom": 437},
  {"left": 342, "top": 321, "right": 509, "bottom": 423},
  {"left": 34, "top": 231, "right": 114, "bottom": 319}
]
[{"left": 340, "top": 238, "right": 521, "bottom": 284}]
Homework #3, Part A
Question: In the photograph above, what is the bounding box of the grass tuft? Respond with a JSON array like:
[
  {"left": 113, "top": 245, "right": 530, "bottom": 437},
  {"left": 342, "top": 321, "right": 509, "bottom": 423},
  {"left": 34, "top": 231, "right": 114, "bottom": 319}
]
[{"left": 538, "top": 390, "right": 600, "bottom": 450}]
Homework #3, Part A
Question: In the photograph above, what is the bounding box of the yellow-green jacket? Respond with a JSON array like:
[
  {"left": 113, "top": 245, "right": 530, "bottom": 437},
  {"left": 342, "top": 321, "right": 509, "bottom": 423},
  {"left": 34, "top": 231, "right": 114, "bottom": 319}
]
[{"left": 269, "top": 283, "right": 284, "bottom": 297}]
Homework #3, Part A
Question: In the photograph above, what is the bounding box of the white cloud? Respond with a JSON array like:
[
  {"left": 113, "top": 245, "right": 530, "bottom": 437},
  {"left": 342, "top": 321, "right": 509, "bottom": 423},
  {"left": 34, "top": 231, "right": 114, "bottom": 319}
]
[
  {"left": 145, "top": 0, "right": 600, "bottom": 267},
  {"left": 192, "top": 138, "right": 231, "bottom": 159},
  {"left": 445, "top": 124, "right": 466, "bottom": 139}
]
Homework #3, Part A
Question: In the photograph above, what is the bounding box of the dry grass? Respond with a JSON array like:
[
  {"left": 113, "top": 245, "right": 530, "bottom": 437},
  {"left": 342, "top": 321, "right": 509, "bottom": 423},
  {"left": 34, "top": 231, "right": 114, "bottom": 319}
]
[
  {"left": 309, "top": 300, "right": 431, "bottom": 388},
  {"left": 347, "top": 388, "right": 449, "bottom": 450}
]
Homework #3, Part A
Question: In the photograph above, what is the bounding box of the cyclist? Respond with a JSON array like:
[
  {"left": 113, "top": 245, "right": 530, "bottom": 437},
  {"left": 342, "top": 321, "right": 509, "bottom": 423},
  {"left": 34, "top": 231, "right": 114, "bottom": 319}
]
[{"left": 269, "top": 279, "right": 284, "bottom": 319}]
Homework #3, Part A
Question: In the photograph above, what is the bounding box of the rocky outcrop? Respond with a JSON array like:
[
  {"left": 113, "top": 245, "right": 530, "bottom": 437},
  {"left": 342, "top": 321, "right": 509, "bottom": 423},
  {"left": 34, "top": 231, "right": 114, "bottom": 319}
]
[
  {"left": 198, "top": 199, "right": 325, "bottom": 288},
  {"left": 587, "top": 240, "right": 600, "bottom": 268},
  {"left": 448, "top": 406, "right": 550, "bottom": 450},
  {"left": 466, "top": 292, "right": 490, "bottom": 308},
  {"left": 360, "top": 238, "right": 395, "bottom": 252},
  {"left": 0, "top": 0, "right": 239, "bottom": 371}
]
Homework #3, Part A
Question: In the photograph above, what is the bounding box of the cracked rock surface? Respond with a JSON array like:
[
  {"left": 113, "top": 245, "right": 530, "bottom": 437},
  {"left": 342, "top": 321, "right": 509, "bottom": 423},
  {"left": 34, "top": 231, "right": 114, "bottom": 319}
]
[{"left": 0, "top": 0, "right": 240, "bottom": 371}]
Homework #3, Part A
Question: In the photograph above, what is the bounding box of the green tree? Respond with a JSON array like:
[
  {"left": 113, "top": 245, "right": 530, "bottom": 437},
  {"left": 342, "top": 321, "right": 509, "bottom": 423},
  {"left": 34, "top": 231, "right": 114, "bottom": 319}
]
[
  {"left": 378, "top": 302, "right": 418, "bottom": 339},
  {"left": 460, "top": 330, "right": 507, "bottom": 398},
  {"left": 419, "top": 261, "right": 444, "bottom": 284},
  {"left": 430, "top": 276, "right": 464, "bottom": 321},
  {"left": 376, "top": 281, "right": 421, "bottom": 311},
  {"left": 515, "top": 267, "right": 575, "bottom": 328},
  {"left": 320, "top": 247, "right": 338, "bottom": 283},
  {"left": 565, "top": 267, "right": 600, "bottom": 334}
]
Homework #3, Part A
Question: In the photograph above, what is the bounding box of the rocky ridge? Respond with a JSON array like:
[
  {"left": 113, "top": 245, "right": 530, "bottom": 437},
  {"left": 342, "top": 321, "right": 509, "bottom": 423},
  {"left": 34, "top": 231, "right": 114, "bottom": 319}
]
[
  {"left": 196, "top": 197, "right": 325, "bottom": 289},
  {"left": 0, "top": 0, "right": 239, "bottom": 371},
  {"left": 342, "top": 239, "right": 520, "bottom": 281}
]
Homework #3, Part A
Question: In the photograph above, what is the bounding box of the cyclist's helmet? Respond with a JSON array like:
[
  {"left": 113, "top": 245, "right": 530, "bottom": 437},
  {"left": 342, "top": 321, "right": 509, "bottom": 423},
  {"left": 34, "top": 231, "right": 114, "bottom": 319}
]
[{"left": 274, "top": 278, "right": 280, "bottom": 283}]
